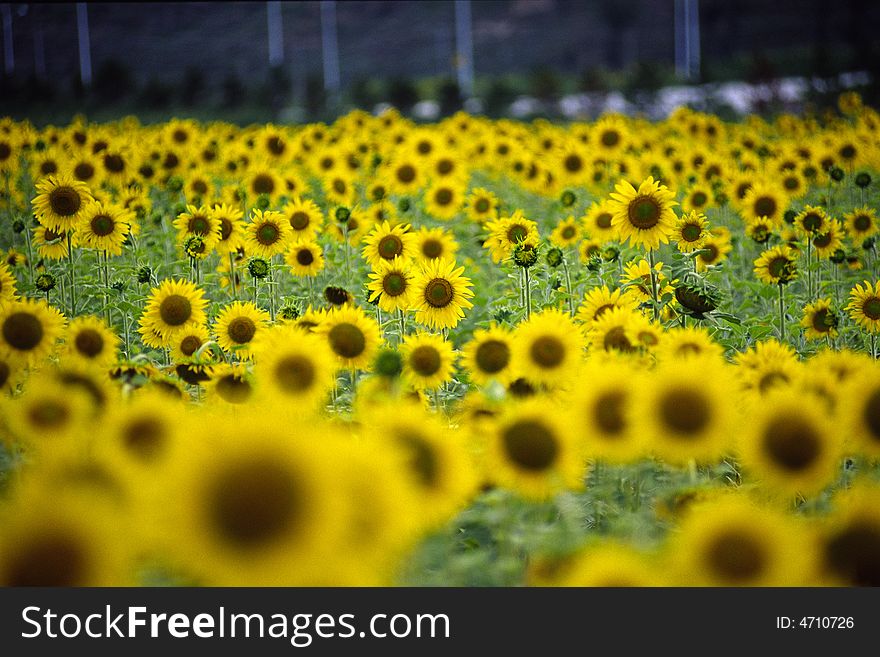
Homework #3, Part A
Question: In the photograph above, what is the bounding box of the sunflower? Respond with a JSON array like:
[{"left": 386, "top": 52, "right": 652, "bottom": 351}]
[
  {"left": 465, "top": 187, "right": 499, "bottom": 223},
  {"left": 511, "top": 309, "right": 584, "bottom": 388},
  {"left": 582, "top": 200, "right": 619, "bottom": 243},
  {"left": 0, "top": 297, "right": 65, "bottom": 367},
  {"left": 285, "top": 239, "right": 325, "bottom": 278},
  {"left": 810, "top": 220, "right": 843, "bottom": 260},
  {"left": 740, "top": 180, "right": 787, "bottom": 226},
  {"left": 174, "top": 204, "right": 221, "bottom": 254},
  {"left": 205, "top": 363, "right": 256, "bottom": 406},
  {"left": 2, "top": 373, "right": 90, "bottom": 450},
  {"left": 244, "top": 163, "right": 284, "bottom": 203},
  {"left": 778, "top": 168, "right": 806, "bottom": 198},
  {"left": 577, "top": 238, "right": 603, "bottom": 263},
  {"left": 800, "top": 298, "right": 839, "bottom": 341},
  {"left": 608, "top": 177, "right": 677, "bottom": 251},
  {"left": 533, "top": 543, "right": 662, "bottom": 587},
  {"left": 670, "top": 496, "right": 814, "bottom": 586},
  {"left": 0, "top": 261, "right": 17, "bottom": 303},
  {"left": 818, "top": 485, "right": 880, "bottom": 586},
  {"left": 839, "top": 370, "right": 880, "bottom": 458},
  {"left": 411, "top": 258, "right": 474, "bottom": 330},
  {"left": 673, "top": 211, "right": 709, "bottom": 253},
  {"left": 385, "top": 156, "right": 424, "bottom": 196},
  {"left": 621, "top": 258, "right": 671, "bottom": 304},
  {"left": 695, "top": 230, "right": 733, "bottom": 272},
  {"left": 138, "top": 278, "right": 208, "bottom": 346},
  {"left": 592, "top": 114, "right": 630, "bottom": 158},
  {"left": 210, "top": 203, "right": 245, "bottom": 255},
  {"left": 400, "top": 332, "right": 456, "bottom": 390},
  {"left": 168, "top": 324, "right": 212, "bottom": 362},
  {"left": 32, "top": 174, "right": 94, "bottom": 232},
  {"left": 245, "top": 209, "right": 292, "bottom": 258},
  {"left": 323, "top": 171, "right": 357, "bottom": 207},
  {"left": 315, "top": 305, "right": 382, "bottom": 370},
  {"left": 793, "top": 204, "right": 829, "bottom": 237},
  {"left": 549, "top": 216, "right": 582, "bottom": 248},
  {"left": 737, "top": 388, "right": 841, "bottom": 497},
  {"left": 367, "top": 256, "right": 414, "bottom": 313},
  {"left": 744, "top": 216, "right": 774, "bottom": 244},
  {"left": 461, "top": 323, "right": 516, "bottom": 386},
  {"left": 413, "top": 226, "right": 459, "bottom": 264},
  {"left": 753, "top": 245, "right": 798, "bottom": 285},
  {"left": 251, "top": 324, "right": 336, "bottom": 408},
  {"left": 484, "top": 210, "right": 540, "bottom": 263},
  {"left": 846, "top": 280, "right": 880, "bottom": 333},
  {"left": 486, "top": 398, "right": 586, "bottom": 500},
  {"left": 213, "top": 301, "right": 270, "bottom": 360},
  {"left": 843, "top": 206, "right": 878, "bottom": 241},
  {"left": 575, "top": 286, "right": 636, "bottom": 325},
  {"left": 588, "top": 306, "right": 640, "bottom": 355},
  {"left": 62, "top": 315, "right": 120, "bottom": 368},
  {"left": 282, "top": 196, "right": 324, "bottom": 241},
  {"left": 362, "top": 220, "right": 415, "bottom": 268},
  {"left": 74, "top": 201, "right": 133, "bottom": 256},
  {"left": 655, "top": 325, "right": 725, "bottom": 363},
  {"left": 680, "top": 183, "right": 714, "bottom": 214}
]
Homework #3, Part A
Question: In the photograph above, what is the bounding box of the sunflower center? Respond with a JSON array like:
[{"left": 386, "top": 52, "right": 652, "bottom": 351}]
[
  {"left": 378, "top": 234, "right": 404, "bottom": 259},
  {"left": 189, "top": 215, "right": 210, "bottom": 235},
  {"left": 628, "top": 197, "right": 661, "bottom": 229},
  {"left": 530, "top": 335, "right": 565, "bottom": 369},
  {"left": 475, "top": 339, "right": 509, "bottom": 374},
  {"left": 398, "top": 433, "right": 438, "bottom": 487},
  {"left": 762, "top": 416, "right": 821, "bottom": 472},
  {"left": 767, "top": 257, "right": 789, "bottom": 279},
  {"left": 706, "top": 531, "right": 767, "bottom": 582},
  {"left": 328, "top": 323, "right": 366, "bottom": 359},
  {"left": 409, "top": 345, "right": 441, "bottom": 376},
  {"left": 853, "top": 214, "right": 871, "bottom": 232},
  {"left": 783, "top": 175, "right": 799, "bottom": 190},
  {"left": 74, "top": 162, "right": 95, "bottom": 180},
  {"left": 4, "top": 533, "right": 87, "bottom": 586},
  {"left": 603, "top": 326, "right": 636, "bottom": 353},
  {"left": 382, "top": 272, "right": 407, "bottom": 296},
  {"left": 434, "top": 188, "right": 453, "bottom": 206},
  {"left": 691, "top": 192, "right": 708, "bottom": 207},
  {"left": 289, "top": 211, "right": 310, "bottom": 231},
  {"left": 502, "top": 420, "right": 559, "bottom": 472},
  {"left": 824, "top": 521, "right": 880, "bottom": 586},
  {"left": 802, "top": 213, "right": 822, "bottom": 232},
  {"left": 219, "top": 218, "right": 233, "bottom": 241},
  {"left": 216, "top": 375, "right": 253, "bottom": 404},
  {"left": 811, "top": 309, "right": 832, "bottom": 333},
  {"left": 28, "top": 398, "right": 70, "bottom": 428},
  {"left": 2, "top": 312, "right": 43, "bottom": 351},
  {"left": 291, "top": 248, "right": 313, "bottom": 267},
  {"left": 681, "top": 223, "right": 702, "bottom": 242},
  {"left": 758, "top": 371, "right": 789, "bottom": 394},
  {"left": 508, "top": 377, "right": 536, "bottom": 398},
  {"left": 423, "top": 278, "right": 454, "bottom": 308},
  {"left": 0, "top": 142, "right": 10, "bottom": 160},
  {"left": 179, "top": 334, "right": 202, "bottom": 356},
  {"left": 754, "top": 196, "right": 776, "bottom": 218},
  {"left": 159, "top": 294, "right": 192, "bottom": 327},
  {"left": 422, "top": 239, "right": 443, "bottom": 259},
  {"left": 840, "top": 144, "right": 856, "bottom": 160},
  {"left": 561, "top": 226, "right": 576, "bottom": 239},
  {"left": 274, "top": 355, "right": 316, "bottom": 392},
  {"left": 862, "top": 298, "right": 880, "bottom": 320},
  {"left": 564, "top": 154, "right": 583, "bottom": 173},
  {"left": 600, "top": 130, "right": 620, "bottom": 147},
  {"left": 252, "top": 174, "right": 275, "bottom": 195},
  {"left": 103, "top": 153, "right": 124, "bottom": 173},
  {"left": 172, "top": 128, "right": 188, "bottom": 143},
  {"left": 659, "top": 387, "right": 711, "bottom": 436},
  {"left": 209, "top": 458, "right": 300, "bottom": 549},
  {"left": 593, "top": 390, "right": 626, "bottom": 435},
  {"left": 90, "top": 214, "right": 115, "bottom": 237},
  {"left": 475, "top": 198, "right": 490, "bottom": 213},
  {"left": 267, "top": 136, "right": 285, "bottom": 155},
  {"left": 74, "top": 328, "right": 104, "bottom": 357},
  {"left": 48, "top": 186, "right": 82, "bottom": 217},
  {"left": 332, "top": 178, "right": 347, "bottom": 194},
  {"left": 507, "top": 225, "right": 528, "bottom": 243},
  {"left": 863, "top": 389, "right": 880, "bottom": 441},
  {"left": 192, "top": 180, "right": 208, "bottom": 195},
  {"left": 437, "top": 159, "right": 454, "bottom": 175},
  {"left": 227, "top": 317, "right": 256, "bottom": 344},
  {"left": 257, "top": 223, "right": 280, "bottom": 245},
  {"left": 396, "top": 164, "right": 416, "bottom": 184},
  {"left": 124, "top": 418, "right": 166, "bottom": 459},
  {"left": 596, "top": 212, "right": 612, "bottom": 229}
]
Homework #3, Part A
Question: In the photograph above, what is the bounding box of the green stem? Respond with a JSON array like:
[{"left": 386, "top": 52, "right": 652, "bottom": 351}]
[
  {"left": 67, "top": 232, "right": 76, "bottom": 316},
  {"left": 648, "top": 249, "right": 659, "bottom": 321},
  {"left": 806, "top": 239, "right": 812, "bottom": 299},
  {"left": 523, "top": 267, "right": 532, "bottom": 319},
  {"left": 778, "top": 283, "right": 786, "bottom": 342},
  {"left": 102, "top": 251, "right": 111, "bottom": 327},
  {"left": 228, "top": 252, "right": 238, "bottom": 300},
  {"left": 561, "top": 256, "right": 575, "bottom": 316},
  {"left": 398, "top": 308, "right": 407, "bottom": 342},
  {"left": 269, "top": 259, "right": 276, "bottom": 322}
]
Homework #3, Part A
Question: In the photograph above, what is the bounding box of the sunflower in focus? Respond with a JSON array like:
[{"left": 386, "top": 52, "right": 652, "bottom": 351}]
[
  {"left": 138, "top": 278, "right": 208, "bottom": 346},
  {"left": 213, "top": 301, "right": 270, "bottom": 360},
  {"left": 461, "top": 324, "right": 515, "bottom": 386},
  {"left": 753, "top": 246, "right": 798, "bottom": 285},
  {"left": 168, "top": 324, "right": 212, "bottom": 362},
  {"left": 245, "top": 209, "right": 292, "bottom": 258},
  {"left": 608, "top": 177, "right": 677, "bottom": 251},
  {"left": 75, "top": 202, "right": 133, "bottom": 256},
  {"left": 362, "top": 221, "right": 415, "bottom": 268},
  {"left": 210, "top": 203, "right": 245, "bottom": 255},
  {"left": 32, "top": 174, "right": 94, "bottom": 233},
  {"left": 411, "top": 258, "right": 474, "bottom": 330},
  {"left": 846, "top": 280, "right": 880, "bottom": 333},
  {"left": 367, "top": 257, "right": 414, "bottom": 313},
  {"left": 484, "top": 211, "right": 539, "bottom": 264},
  {"left": 315, "top": 305, "right": 382, "bottom": 370},
  {"left": 800, "top": 298, "right": 839, "bottom": 341},
  {"left": 673, "top": 211, "right": 709, "bottom": 253},
  {"left": 174, "top": 204, "right": 221, "bottom": 255}
]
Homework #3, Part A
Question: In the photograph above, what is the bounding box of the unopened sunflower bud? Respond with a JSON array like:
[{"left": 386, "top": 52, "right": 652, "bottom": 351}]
[
  {"left": 35, "top": 273, "right": 56, "bottom": 292},
  {"left": 512, "top": 243, "right": 539, "bottom": 268},
  {"left": 855, "top": 171, "right": 871, "bottom": 188},
  {"left": 247, "top": 256, "right": 270, "bottom": 279},
  {"left": 545, "top": 247, "right": 564, "bottom": 268},
  {"left": 560, "top": 189, "right": 577, "bottom": 207},
  {"left": 830, "top": 166, "right": 845, "bottom": 182},
  {"left": 255, "top": 193, "right": 271, "bottom": 210},
  {"left": 136, "top": 266, "right": 153, "bottom": 284}
]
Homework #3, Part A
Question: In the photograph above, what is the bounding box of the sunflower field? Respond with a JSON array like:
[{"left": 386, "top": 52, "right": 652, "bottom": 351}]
[{"left": 0, "top": 93, "right": 879, "bottom": 588}]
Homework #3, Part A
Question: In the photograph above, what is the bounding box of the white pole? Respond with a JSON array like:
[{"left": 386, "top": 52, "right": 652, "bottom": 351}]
[
  {"left": 320, "top": 0, "right": 340, "bottom": 97},
  {"left": 1, "top": 3, "right": 13, "bottom": 76},
  {"left": 454, "top": 0, "right": 474, "bottom": 98},
  {"left": 76, "top": 3, "right": 92, "bottom": 86},
  {"left": 686, "top": 0, "right": 700, "bottom": 81},
  {"left": 267, "top": 1, "right": 283, "bottom": 67}
]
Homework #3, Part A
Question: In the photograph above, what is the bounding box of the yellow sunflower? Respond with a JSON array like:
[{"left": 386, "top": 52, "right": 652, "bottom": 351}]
[
  {"left": 512, "top": 308, "right": 584, "bottom": 388},
  {"left": 367, "top": 257, "right": 414, "bottom": 313},
  {"left": 740, "top": 180, "right": 787, "bottom": 226},
  {"left": 62, "top": 315, "right": 120, "bottom": 368},
  {"left": 794, "top": 204, "right": 830, "bottom": 237},
  {"left": 839, "top": 370, "right": 880, "bottom": 458},
  {"left": 411, "top": 258, "right": 474, "bottom": 330},
  {"left": 695, "top": 230, "right": 733, "bottom": 271},
  {"left": 461, "top": 323, "right": 516, "bottom": 386},
  {"left": 800, "top": 298, "right": 839, "bottom": 341},
  {"left": 32, "top": 174, "right": 94, "bottom": 232},
  {"left": 843, "top": 206, "right": 878, "bottom": 241},
  {"left": 608, "top": 177, "right": 677, "bottom": 251},
  {"left": 654, "top": 325, "right": 725, "bottom": 363},
  {"left": 588, "top": 306, "right": 641, "bottom": 356},
  {"left": 245, "top": 209, "right": 292, "bottom": 258},
  {"left": 173, "top": 204, "right": 221, "bottom": 254},
  {"left": 75, "top": 201, "right": 133, "bottom": 256},
  {"left": 484, "top": 210, "right": 539, "bottom": 264},
  {"left": 582, "top": 199, "right": 619, "bottom": 243},
  {"left": 285, "top": 239, "right": 324, "bottom": 278},
  {"left": 673, "top": 211, "right": 709, "bottom": 253},
  {"left": 213, "top": 301, "right": 270, "bottom": 360},
  {"left": 0, "top": 297, "right": 65, "bottom": 366},
  {"left": 282, "top": 196, "right": 324, "bottom": 241},
  {"left": 0, "top": 261, "right": 17, "bottom": 303},
  {"left": 204, "top": 362, "right": 256, "bottom": 407},
  {"left": 362, "top": 220, "right": 416, "bottom": 268},
  {"left": 680, "top": 183, "right": 714, "bottom": 214},
  {"left": 413, "top": 226, "right": 459, "bottom": 264},
  {"left": 315, "top": 305, "right": 383, "bottom": 370},
  {"left": 210, "top": 203, "right": 246, "bottom": 255},
  {"left": 465, "top": 187, "right": 499, "bottom": 223},
  {"left": 168, "top": 324, "right": 212, "bottom": 362},
  {"left": 138, "top": 278, "right": 208, "bottom": 346},
  {"left": 846, "top": 280, "right": 880, "bottom": 333},
  {"left": 810, "top": 220, "right": 843, "bottom": 259},
  {"left": 576, "top": 285, "right": 639, "bottom": 324},
  {"left": 549, "top": 216, "right": 582, "bottom": 248},
  {"left": 753, "top": 245, "right": 798, "bottom": 285},
  {"left": 400, "top": 331, "right": 456, "bottom": 390}
]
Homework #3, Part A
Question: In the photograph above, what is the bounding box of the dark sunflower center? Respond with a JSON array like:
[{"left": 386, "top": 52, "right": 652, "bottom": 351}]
[
  {"left": 475, "top": 339, "right": 509, "bottom": 374},
  {"left": 434, "top": 188, "right": 453, "bottom": 206},
  {"left": 124, "top": 418, "right": 166, "bottom": 459},
  {"left": 762, "top": 416, "right": 822, "bottom": 472},
  {"left": 628, "top": 197, "right": 661, "bottom": 229},
  {"left": 398, "top": 433, "right": 438, "bottom": 487},
  {"left": 691, "top": 191, "right": 708, "bottom": 207},
  {"left": 601, "top": 130, "right": 620, "bottom": 147},
  {"left": 853, "top": 214, "right": 871, "bottom": 232},
  {"left": 252, "top": 174, "right": 275, "bottom": 195},
  {"left": 802, "top": 213, "right": 822, "bottom": 233},
  {"left": 840, "top": 144, "right": 856, "bottom": 160},
  {"left": 564, "top": 154, "right": 583, "bottom": 173},
  {"left": 502, "top": 420, "right": 559, "bottom": 471},
  {"left": 603, "top": 326, "right": 636, "bottom": 352},
  {"left": 397, "top": 164, "right": 416, "bottom": 184},
  {"left": 189, "top": 215, "right": 210, "bottom": 235},
  {"left": 382, "top": 272, "right": 406, "bottom": 296},
  {"left": 436, "top": 159, "right": 454, "bottom": 175},
  {"left": 422, "top": 239, "right": 443, "bottom": 259},
  {"left": 4, "top": 533, "right": 87, "bottom": 586},
  {"left": 824, "top": 521, "right": 880, "bottom": 586},
  {"left": 209, "top": 458, "right": 300, "bottom": 549},
  {"left": 561, "top": 226, "right": 576, "bottom": 239},
  {"left": 706, "top": 531, "right": 767, "bottom": 582},
  {"left": 530, "top": 335, "right": 565, "bottom": 368},
  {"left": 328, "top": 323, "right": 366, "bottom": 359},
  {"left": 681, "top": 223, "right": 702, "bottom": 242},
  {"left": 296, "top": 248, "right": 314, "bottom": 266},
  {"left": 783, "top": 175, "right": 799, "bottom": 190},
  {"left": 596, "top": 212, "right": 613, "bottom": 229},
  {"left": 2, "top": 312, "right": 43, "bottom": 351},
  {"left": 507, "top": 225, "right": 528, "bottom": 243},
  {"left": 811, "top": 309, "right": 832, "bottom": 334},
  {"left": 410, "top": 345, "right": 441, "bottom": 376},
  {"left": 274, "top": 355, "right": 316, "bottom": 392},
  {"left": 40, "top": 160, "right": 58, "bottom": 175},
  {"left": 172, "top": 128, "right": 188, "bottom": 143},
  {"left": 0, "top": 142, "right": 10, "bottom": 160},
  {"left": 767, "top": 257, "right": 789, "bottom": 279},
  {"left": 862, "top": 298, "right": 880, "bottom": 320},
  {"left": 659, "top": 387, "right": 711, "bottom": 436},
  {"left": 593, "top": 390, "right": 626, "bottom": 435},
  {"left": 378, "top": 234, "right": 404, "bottom": 259},
  {"left": 758, "top": 371, "right": 789, "bottom": 394},
  {"left": 159, "top": 294, "right": 192, "bottom": 327},
  {"left": 103, "top": 153, "right": 124, "bottom": 173},
  {"left": 179, "top": 334, "right": 202, "bottom": 356},
  {"left": 475, "top": 198, "right": 490, "bottom": 213},
  {"left": 28, "top": 399, "right": 70, "bottom": 429},
  {"left": 508, "top": 377, "right": 536, "bottom": 398},
  {"left": 332, "top": 178, "right": 347, "bottom": 194},
  {"left": 267, "top": 136, "right": 285, "bottom": 155},
  {"left": 227, "top": 317, "right": 256, "bottom": 344},
  {"left": 90, "top": 214, "right": 115, "bottom": 237},
  {"left": 257, "top": 223, "right": 280, "bottom": 245},
  {"left": 48, "top": 186, "right": 82, "bottom": 217},
  {"left": 74, "top": 162, "right": 95, "bottom": 180},
  {"left": 74, "top": 328, "right": 104, "bottom": 357},
  {"left": 216, "top": 375, "right": 253, "bottom": 404},
  {"left": 754, "top": 196, "right": 776, "bottom": 218},
  {"left": 219, "top": 218, "right": 233, "bottom": 241},
  {"left": 424, "top": 278, "right": 454, "bottom": 308},
  {"left": 289, "top": 211, "right": 310, "bottom": 231}
]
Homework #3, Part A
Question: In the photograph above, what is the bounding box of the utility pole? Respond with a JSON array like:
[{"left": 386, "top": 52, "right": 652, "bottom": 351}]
[
  {"left": 76, "top": 3, "right": 92, "bottom": 87},
  {"left": 454, "top": 0, "right": 474, "bottom": 98},
  {"left": 674, "top": 0, "right": 700, "bottom": 81},
  {"left": 320, "top": 0, "right": 340, "bottom": 103},
  {"left": 267, "top": 1, "right": 283, "bottom": 67},
  {"left": 1, "top": 3, "right": 13, "bottom": 77}
]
